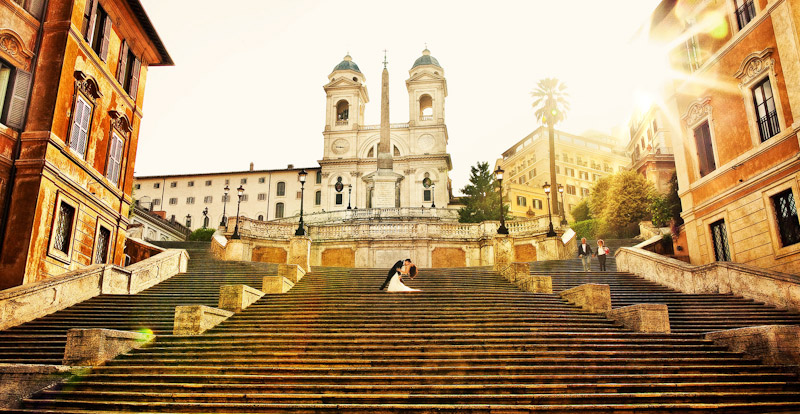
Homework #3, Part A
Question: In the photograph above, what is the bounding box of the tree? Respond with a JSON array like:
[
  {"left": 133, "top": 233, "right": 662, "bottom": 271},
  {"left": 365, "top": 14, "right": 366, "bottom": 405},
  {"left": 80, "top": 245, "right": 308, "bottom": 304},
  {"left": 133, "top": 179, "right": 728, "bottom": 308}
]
[
  {"left": 458, "top": 162, "right": 507, "bottom": 223},
  {"left": 570, "top": 199, "right": 591, "bottom": 222},
  {"left": 531, "top": 78, "right": 569, "bottom": 218},
  {"left": 588, "top": 175, "right": 612, "bottom": 219},
  {"left": 602, "top": 171, "right": 656, "bottom": 233}
]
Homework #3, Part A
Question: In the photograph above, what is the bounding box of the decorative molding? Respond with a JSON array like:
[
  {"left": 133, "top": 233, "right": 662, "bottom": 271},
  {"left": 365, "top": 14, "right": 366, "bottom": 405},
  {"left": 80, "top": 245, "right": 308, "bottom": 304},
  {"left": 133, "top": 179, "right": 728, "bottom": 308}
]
[
  {"left": 403, "top": 169, "right": 416, "bottom": 175},
  {"left": 0, "top": 29, "right": 34, "bottom": 70},
  {"left": 681, "top": 97, "right": 712, "bottom": 127},
  {"left": 438, "top": 167, "right": 448, "bottom": 173},
  {"left": 321, "top": 173, "right": 330, "bottom": 178},
  {"left": 734, "top": 48, "right": 774, "bottom": 86},
  {"left": 73, "top": 70, "right": 102, "bottom": 101},
  {"left": 108, "top": 110, "right": 133, "bottom": 134},
  {"left": 349, "top": 171, "right": 362, "bottom": 178}
]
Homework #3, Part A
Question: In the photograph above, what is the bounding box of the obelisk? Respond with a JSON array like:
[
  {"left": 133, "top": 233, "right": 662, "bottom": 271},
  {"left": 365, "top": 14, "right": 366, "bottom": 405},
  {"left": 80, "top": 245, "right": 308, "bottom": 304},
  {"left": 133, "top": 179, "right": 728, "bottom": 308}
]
[{"left": 366, "top": 51, "right": 403, "bottom": 208}]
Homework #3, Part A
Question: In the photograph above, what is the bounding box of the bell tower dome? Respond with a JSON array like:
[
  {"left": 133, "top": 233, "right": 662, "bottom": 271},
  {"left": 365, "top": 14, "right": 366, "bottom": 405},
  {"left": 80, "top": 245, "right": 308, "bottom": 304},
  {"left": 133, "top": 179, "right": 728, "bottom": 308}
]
[
  {"left": 407, "top": 48, "right": 447, "bottom": 127},
  {"left": 324, "top": 54, "right": 369, "bottom": 132}
]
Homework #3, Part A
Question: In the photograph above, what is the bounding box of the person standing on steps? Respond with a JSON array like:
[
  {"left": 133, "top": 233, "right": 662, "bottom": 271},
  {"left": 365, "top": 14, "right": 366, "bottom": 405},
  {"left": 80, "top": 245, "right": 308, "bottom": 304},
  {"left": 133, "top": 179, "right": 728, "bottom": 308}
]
[
  {"left": 596, "top": 239, "right": 610, "bottom": 272},
  {"left": 578, "top": 238, "right": 593, "bottom": 272}
]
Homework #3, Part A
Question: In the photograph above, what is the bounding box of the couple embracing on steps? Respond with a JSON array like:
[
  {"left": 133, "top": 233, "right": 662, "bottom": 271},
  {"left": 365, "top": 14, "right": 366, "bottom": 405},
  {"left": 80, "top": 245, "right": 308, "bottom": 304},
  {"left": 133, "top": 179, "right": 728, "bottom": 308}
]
[{"left": 378, "top": 258, "right": 420, "bottom": 292}]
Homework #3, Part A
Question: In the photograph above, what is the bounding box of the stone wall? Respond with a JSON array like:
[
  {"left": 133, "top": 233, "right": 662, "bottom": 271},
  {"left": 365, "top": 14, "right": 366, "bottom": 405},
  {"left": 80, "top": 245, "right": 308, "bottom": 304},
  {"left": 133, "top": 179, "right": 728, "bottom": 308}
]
[
  {"left": 123, "top": 237, "right": 164, "bottom": 266},
  {"left": 616, "top": 247, "right": 800, "bottom": 312}
]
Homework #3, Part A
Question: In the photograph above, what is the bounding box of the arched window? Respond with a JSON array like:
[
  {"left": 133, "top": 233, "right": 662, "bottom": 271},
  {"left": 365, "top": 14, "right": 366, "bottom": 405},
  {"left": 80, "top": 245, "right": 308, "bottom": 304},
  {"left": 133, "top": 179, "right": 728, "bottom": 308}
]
[
  {"left": 203, "top": 216, "right": 209, "bottom": 227},
  {"left": 367, "top": 147, "right": 374, "bottom": 157},
  {"left": 257, "top": 214, "right": 264, "bottom": 221},
  {"left": 275, "top": 202, "right": 284, "bottom": 218},
  {"left": 419, "top": 94, "right": 433, "bottom": 119},
  {"left": 336, "top": 100, "right": 349, "bottom": 121},
  {"left": 276, "top": 181, "right": 285, "bottom": 196},
  {"left": 315, "top": 190, "right": 322, "bottom": 205},
  {"left": 394, "top": 145, "right": 400, "bottom": 156}
]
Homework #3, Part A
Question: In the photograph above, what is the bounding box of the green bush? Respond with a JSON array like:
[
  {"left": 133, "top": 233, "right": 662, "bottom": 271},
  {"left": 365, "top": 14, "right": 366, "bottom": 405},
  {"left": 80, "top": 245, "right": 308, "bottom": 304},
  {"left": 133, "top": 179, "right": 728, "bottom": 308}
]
[
  {"left": 570, "top": 219, "right": 602, "bottom": 240},
  {"left": 570, "top": 199, "right": 591, "bottom": 222},
  {"left": 188, "top": 228, "right": 215, "bottom": 241}
]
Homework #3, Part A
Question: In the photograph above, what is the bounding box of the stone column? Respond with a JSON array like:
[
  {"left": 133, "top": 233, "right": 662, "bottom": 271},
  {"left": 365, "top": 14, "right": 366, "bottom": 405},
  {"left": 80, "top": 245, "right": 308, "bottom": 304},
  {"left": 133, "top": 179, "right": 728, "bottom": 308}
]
[{"left": 288, "top": 236, "right": 311, "bottom": 273}]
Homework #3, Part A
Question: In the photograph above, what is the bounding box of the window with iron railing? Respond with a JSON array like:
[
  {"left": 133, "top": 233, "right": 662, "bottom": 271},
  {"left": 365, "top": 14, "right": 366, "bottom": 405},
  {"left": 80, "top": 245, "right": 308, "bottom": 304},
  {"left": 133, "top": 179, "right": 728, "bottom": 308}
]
[
  {"left": 771, "top": 189, "right": 800, "bottom": 247},
  {"left": 735, "top": 0, "right": 756, "bottom": 30},
  {"left": 710, "top": 219, "right": 731, "bottom": 261},
  {"left": 753, "top": 77, "right": 780, "bottom": 142}
]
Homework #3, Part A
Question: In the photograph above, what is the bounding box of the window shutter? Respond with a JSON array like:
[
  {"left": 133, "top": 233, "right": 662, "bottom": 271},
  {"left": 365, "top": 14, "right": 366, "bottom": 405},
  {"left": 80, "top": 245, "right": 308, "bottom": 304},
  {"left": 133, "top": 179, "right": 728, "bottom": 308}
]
[
  {"left": 84, "top": 0, "right": 98, "bottom": 39},
  {"left": 116, "top": 40, "right": 128, "bottom": 84},
  {"left": 69, "top": 101, "right": 84, "bottom": 152},
  {"left": 5, "top": 69, "right": 32, "bottom": 130},
  {"left": 73, "top": 97, "right": 92, "bottom": 157},
  {"left": 25, "top": 0, "right": 46, "bottom": 19},
  {"left": 129, "top": 57, "right": 141, "bottom": 100},
  {"left": 99, "top": 15, "right": 112, "bottom": 61},
  {"left": 113, "top": 136, "right": 123, "bottom": 185}
]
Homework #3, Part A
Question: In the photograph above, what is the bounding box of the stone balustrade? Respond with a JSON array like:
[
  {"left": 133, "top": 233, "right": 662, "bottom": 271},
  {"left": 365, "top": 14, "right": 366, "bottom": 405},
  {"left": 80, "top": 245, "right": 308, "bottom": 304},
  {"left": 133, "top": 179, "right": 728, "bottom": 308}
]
[{"left": 616, "top": 247, "right": 800, "bottom": 313}]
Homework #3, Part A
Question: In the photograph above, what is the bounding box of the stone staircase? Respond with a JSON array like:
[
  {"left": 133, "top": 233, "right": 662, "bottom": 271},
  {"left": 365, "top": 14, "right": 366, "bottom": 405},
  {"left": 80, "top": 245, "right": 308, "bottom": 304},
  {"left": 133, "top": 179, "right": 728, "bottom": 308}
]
[
  {"left": 6, "top": 252, "right": 800, "bottom": 412},
  {"left": 531, "top": 256, "right": 800, "bottom": 334},
  {"left": 0, "top": 242, "right": 274, "bottom": 365}
]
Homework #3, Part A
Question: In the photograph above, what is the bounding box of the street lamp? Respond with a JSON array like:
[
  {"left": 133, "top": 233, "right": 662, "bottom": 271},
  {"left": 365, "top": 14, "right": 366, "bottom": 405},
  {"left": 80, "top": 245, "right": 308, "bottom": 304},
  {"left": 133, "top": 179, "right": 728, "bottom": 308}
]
[
  {"left": 347, "top": 184, "right": 352, "bottom": 210},
  {"left": 431, "top": 184, "right": 436, "bottom": 208},
  {"left": 494, "top": 166, "right": 508, "bottom": 235},
  {"left": 231, "top": 185, "right": 244, "bottom": 239},
  {"left": 202, "top": 207, "right": 208, "bottom": 228},
  {"left": 558, "top": 184, "right": 567, "bottom": 225},
  {"left": 543, "top": 182, "right": 557, "bottom": 237},
  {"left": 220, "top": 185, "right": 230, "bottom": 226},
  {"left": 185, "top": 214, "right": 191, "bottom": 228},
  {"left": 295, "top": 169, "right": 307, "bottom": 236}
]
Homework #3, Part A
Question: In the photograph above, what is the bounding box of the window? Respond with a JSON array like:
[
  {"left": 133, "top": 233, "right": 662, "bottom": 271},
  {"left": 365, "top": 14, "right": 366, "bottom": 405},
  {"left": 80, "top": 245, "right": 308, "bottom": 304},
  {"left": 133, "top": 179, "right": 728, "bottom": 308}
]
[
  {"left": 225, "top": 179, "right": 230, "bottom": 185},
  {"left": 581, "top": 188, "right": 590, "bottom": 196},
  {"left": 83, "top": 0, "right": 112, "bottom": 61},
  {"left": 275, "top": 202, "right": 284, "bottom": 218},
  {"left": 205, "top": 180, "right": 212, "bottom": 186},
  {"left": 134, "top": 184, "right": 140, "bottom": 190},
  {"left": 169, "top": 198, "right": 177, "bottom": 205},
  {"left": 259, "top": 177, "right": 266, "bottom": 184},
  {"left": 257, "top": 214, "right": 264, "bottom": 221},
  {"left": 152, "top": 198, "right": 160, "bottom": 206},
  {"left": 170, "top": 182, "right": 177, "bottom": 188},
  {"left": 115, "top": 41, "right": 141, "bottom": 98},
  {"left": 753, "top": 77, "right": 779, "bottom": 142},
  {"left": 567, "top": 185, "right": 576, "bottom": 195},
  {"left": 335, "top": 193, "right": 343, "bottom": 205},
  {"left": 771, "top": 189, "right": 800, "bottom": 247},
  {"left": 204, "top": 216, "right": 210, "bottom": 227},
  {"left": 419, "top": 94, "right": 433, "bottom": 119},
  {"left": 186, "top": 197, "right": 195, "bottom": 204},
  {"left": 565, "top": 167, "right": 575, "bottom": 177},
  {"left": 185, "top": 215, "right": 191, "bottom": 227},
  {"left": 0, "top": 59, "right": 32, "bottom": 130},
  {"left": 710, "top": 219, "right": 731, "bottom": 261},
  {"left": 204, "top": 196, "right": 212, "bottom": 203},
  {"left": 533, "top": 199, "right": 543, "bottom": 209},
  {"left": 257, "top": 193, "right": 267, "bottom": 201},
  {"left": 51, "top": 200, "right": 76, "bottom": 255},
  {"left": 94, "top": 225, "right": 110, "bottom": 264},
  {"left": 685, "top": 25, "right": 701, "bottom": 72},
  {"left": 424, "top": 190, "right": 432, "bottom": 202},
  {"left": 555, "top": 165, "right": 560, "bottom": 174},
  {"left": 316, "top": 171, "right": 322, "bottom": 184},
  {"left": 105, "top": 132, "right": 124, "bottom": 186},
  {"left": 188, "top": 181, "right": 194, "bottom": 187},
  {"left": 336, "top": 100, "right": 349, "bottom": 121},
  {"left": 529, "top": 169, "right": 536, "bottom": 179},
  {"left": 593, "top": 174, "right": 600, "bottom": 181},
  {"left": 315, "top": 190, "right": 322, "bottom": 205},
  {"left": 734, "top": 0, "right": 756, "bottom": 30},
  {"left": 240, "top": 194, "right": 249, "bottom": 202},
  {"left": 68, "top": 94, "right": 92, "bottom": 159},
  {"left": 694, "top": 121, "right": 716, "bottom": 177},
  {"left": 516, "top": 196, "right": 526, "bottom": 207},
  {"left": 579, "top": 171, "right": 588, "bottom": 180},
  {"left": 394, "top": 145, "right": 401, "bottom": 157},
  {"left": 277, "top": 182, "right": 285, "bottom": 196},
  {"left": 153, "top": 183, "right": 160, "bottom": 189},
  {"left": 241, "top": 178, "right": 247, "bottom": 184}
]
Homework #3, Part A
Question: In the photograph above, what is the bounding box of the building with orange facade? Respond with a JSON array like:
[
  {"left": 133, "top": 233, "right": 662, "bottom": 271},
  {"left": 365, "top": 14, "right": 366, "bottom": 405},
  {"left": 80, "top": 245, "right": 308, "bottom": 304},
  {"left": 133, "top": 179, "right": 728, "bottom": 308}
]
[
  {"left": 625, "top": 105, "right": 676, "bottom": 194},
  {"left": 651, "top": 0, "right": 800, "bottom": 272},
  {"left": 0, "top": 0, "right": 171, "bottom": 289}
]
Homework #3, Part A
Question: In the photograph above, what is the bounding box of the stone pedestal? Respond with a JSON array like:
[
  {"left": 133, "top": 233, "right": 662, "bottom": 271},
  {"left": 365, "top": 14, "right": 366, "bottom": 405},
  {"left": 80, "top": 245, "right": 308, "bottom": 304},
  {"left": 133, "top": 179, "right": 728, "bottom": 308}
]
[
  {"left": 278, "top": 264, "right": 306, "bottom": 284},
  {"left": 288, "top": 236, "right": 311, "bottom": 273},
  {"left": 224, "top": 239, "right": 248, "bottom": 261},
  {"left": 218, "top": 285, "right": 264, "bottom": 312},
  {"left": 605, "top": 303, "right": 670, "bottom": 333},
  {"left": 560, "top": 283, "right": 611, "bottom": 313},
  {"left": 492, "top": 235, "right": 514, "bottom": 272},
  {"left": 173, "top": 305, "right": 233, "bottom": 336},
  {"left": 706, "top": 325, "right": 800, "bottom": 368},
  {"left": 262, "top": 276, "right": 295, "bottom": 294},
  {"left": 518, "top": 275, "right": 553, "bottom": 294},
  {"left": 62, "top": 328, "right": 154, "bottom": 366},
  {"left": 372, "top": 174, "right": 400, "bottom": 208}
]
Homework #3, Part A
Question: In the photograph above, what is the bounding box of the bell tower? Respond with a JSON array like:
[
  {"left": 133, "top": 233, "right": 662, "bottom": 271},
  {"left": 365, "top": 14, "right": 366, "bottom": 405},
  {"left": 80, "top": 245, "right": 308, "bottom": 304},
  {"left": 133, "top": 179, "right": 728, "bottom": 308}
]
[
  {"left": 323, "top": 54, "right": 368, "bottom": 133},
  {"left": 407, "top": 48, "right": 447, "bottom": 127}
]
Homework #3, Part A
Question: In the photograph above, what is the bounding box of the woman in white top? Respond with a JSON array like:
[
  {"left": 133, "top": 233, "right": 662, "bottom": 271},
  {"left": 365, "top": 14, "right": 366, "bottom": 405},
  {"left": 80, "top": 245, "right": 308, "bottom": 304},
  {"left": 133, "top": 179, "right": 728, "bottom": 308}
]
[{"left": 596, "top": 239, "right": 610, "bottom": 272}]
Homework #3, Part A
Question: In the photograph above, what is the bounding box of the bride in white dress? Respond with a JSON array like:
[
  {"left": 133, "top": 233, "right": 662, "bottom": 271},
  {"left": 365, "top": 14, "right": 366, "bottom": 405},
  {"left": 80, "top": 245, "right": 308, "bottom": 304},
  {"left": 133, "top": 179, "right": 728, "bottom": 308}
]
[{"left": 386, "top": 264, "right": 420, "bottom": 292}]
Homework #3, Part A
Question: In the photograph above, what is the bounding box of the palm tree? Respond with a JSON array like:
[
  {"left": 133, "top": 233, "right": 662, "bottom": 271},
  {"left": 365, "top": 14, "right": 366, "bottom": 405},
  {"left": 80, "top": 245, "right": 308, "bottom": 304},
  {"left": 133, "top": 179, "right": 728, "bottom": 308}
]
[{"left": 531, "top": 78, "right": 569, "bottom": 219}]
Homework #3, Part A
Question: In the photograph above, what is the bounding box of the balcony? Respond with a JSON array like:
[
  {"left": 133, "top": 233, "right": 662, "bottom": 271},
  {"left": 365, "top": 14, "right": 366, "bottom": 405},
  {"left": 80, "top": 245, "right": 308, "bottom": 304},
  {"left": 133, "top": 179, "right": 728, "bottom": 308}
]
[
  {"left": 335, "top": 120, "right": 349, "bottom": 126},
  {"left": 757, "top": 110, "right": 780, "bottom": 142},
  {"left": 420, "top": 115, "right": 433, "bottom": 121},
  {"left": 735, "top": 0, "right": 756, "bottom": 30}
]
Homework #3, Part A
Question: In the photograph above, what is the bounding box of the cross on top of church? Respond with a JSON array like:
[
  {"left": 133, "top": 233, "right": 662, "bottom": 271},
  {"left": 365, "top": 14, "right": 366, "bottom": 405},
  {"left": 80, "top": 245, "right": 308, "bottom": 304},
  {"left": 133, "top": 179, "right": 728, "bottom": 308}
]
[{"left": 383, "top": 49, "right": 388, "bottom": 68}]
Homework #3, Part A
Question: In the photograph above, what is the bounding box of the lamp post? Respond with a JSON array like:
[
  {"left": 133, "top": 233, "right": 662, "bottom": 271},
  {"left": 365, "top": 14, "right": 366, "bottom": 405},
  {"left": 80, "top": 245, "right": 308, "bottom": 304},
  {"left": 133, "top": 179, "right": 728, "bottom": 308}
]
[
  {"left": 494, "top": 166, "right": 508, "bottom": 235},
  {"left": 220, "top": 185, "right": 230, "bottom": 226},
  {"left": 431, "top": 184, "right": 436, "bottom": 208},
  {"left": 347, "top": 184, "right": 352, "bottom": 210},
  {"left": 231, "top": 185, "right": 244, "bottom": 239},
  {"left": 558, "top": 184, "right": 568, "bottom": 225},
  {"left": 202, "top": 207, "right": 208, "bottom": 228},
  {"left": 185, "top": 214, "right": 191, "bottom": 229},
  {"left": 295, "top": 170, "right": 307, "bottom": 236},
  {"left": 543, "top": 182, "right": 557, "bottom": 237}
]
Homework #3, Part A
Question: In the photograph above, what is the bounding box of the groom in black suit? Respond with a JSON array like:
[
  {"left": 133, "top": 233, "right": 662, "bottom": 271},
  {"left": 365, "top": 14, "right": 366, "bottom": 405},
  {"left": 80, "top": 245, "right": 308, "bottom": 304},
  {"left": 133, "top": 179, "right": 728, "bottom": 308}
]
[{"left": 379, "top": 259, "right": 407, "bottom": 291}]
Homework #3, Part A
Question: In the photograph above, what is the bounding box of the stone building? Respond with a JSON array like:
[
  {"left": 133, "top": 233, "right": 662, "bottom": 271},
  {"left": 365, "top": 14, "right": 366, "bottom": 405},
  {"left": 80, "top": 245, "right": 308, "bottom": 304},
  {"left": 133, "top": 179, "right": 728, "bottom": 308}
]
[
  {"left": 0, "top": 0, "right": 171, "bottom": 289},
  {"left": 625, "top": 105, "right": 676, "bottom": 194},
  {"left": 497, "top": 127, "right": 628, "bottom": 221},
  {"left": 650, "top": 0, "right": 800, "bottom": 272},
  {"left": 133, "top": 164, "right": 322, "bottom": 229},
  {"left": 127, "top": 205, "right": 189, "bottom": 243}
]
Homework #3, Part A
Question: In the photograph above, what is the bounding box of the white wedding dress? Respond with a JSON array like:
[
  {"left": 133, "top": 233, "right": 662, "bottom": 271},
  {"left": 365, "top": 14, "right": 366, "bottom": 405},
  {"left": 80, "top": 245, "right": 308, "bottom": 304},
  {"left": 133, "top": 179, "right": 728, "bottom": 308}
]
[{"left": 386, "top": 273, "right": 420, "bottom": 292}]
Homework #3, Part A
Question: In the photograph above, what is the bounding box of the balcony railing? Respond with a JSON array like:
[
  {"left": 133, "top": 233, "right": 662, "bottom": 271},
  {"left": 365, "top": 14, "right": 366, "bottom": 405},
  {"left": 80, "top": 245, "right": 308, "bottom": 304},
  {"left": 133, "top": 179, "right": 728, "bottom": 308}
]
[
  {"left": 758, "top": 110, "right": 780, "bottom": 142},
  {"left": 335, "top": 120, "right": 349, "bottom": 126},
  {"left": 362, "top": 123, "right": 410, "bottom": 130},
  {"left": 736, "top": 0, "right": 756, "bottom": 30},
  {"left": 420, "top": 115, "right": 433, "bottom": 121}
]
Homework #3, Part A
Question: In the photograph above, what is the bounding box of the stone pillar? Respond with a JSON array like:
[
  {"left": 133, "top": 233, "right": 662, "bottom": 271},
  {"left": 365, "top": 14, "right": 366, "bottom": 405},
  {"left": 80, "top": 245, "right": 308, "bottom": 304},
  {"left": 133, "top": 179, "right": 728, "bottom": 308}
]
[
  {"left": 518, "top": 275, "right": 553, "bottom": 294},
  {"left": 63, "top": 328, "right": 154, "bottom": 366},
  {"left": 262, "top": 276, "right": 294, "bottom": 293},
  {"left": 492, "top": 235, "right": 514, "bottom": 272},
  {"left": 173, "top": 305, "right": 233, "bottom": 336},
  {"left": 706, "top": 325, "right": 800, "bottom": 368},
  {"left": 560, "top": 283, "right": 611, "bottom": 313},
  {"left": 288, "top": 236, "right": 311, "bottom": 273},
  {"left": 218, "top": 285, "right": 264, "bottom": 313},
  {"left": 605, "top": 304, "right": 670, "bottom": 333},
  {"left": 278, "top": 264, "right": 306, "bottom": 284}
]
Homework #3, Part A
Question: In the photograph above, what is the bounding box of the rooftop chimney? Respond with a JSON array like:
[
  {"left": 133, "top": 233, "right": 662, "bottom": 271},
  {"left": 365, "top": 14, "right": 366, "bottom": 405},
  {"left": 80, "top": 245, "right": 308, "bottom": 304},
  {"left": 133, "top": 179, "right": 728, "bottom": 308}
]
[
  {"left": 287, "top": 164, "right": 294, "bottom": 169},
  {"left": 249, "top": 162, "right": 254, "bottom": 171}
]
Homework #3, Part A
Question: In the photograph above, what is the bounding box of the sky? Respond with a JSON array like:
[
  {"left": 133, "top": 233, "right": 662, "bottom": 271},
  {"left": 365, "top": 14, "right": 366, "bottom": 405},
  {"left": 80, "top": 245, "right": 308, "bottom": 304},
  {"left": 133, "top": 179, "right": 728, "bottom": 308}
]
[{"left": 136, "top": 0, "right": 664, "bottom": 194}]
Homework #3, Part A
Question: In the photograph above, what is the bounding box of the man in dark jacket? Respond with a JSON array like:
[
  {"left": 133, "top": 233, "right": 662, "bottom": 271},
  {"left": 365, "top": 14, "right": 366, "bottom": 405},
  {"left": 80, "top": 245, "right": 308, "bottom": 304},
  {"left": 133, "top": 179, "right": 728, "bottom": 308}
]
[
  {"left": 379, "top": 260, "right": 405, "bottom": 290},
  {"left": 577, "top": 237, "right": 593, "bottom": 271}
]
